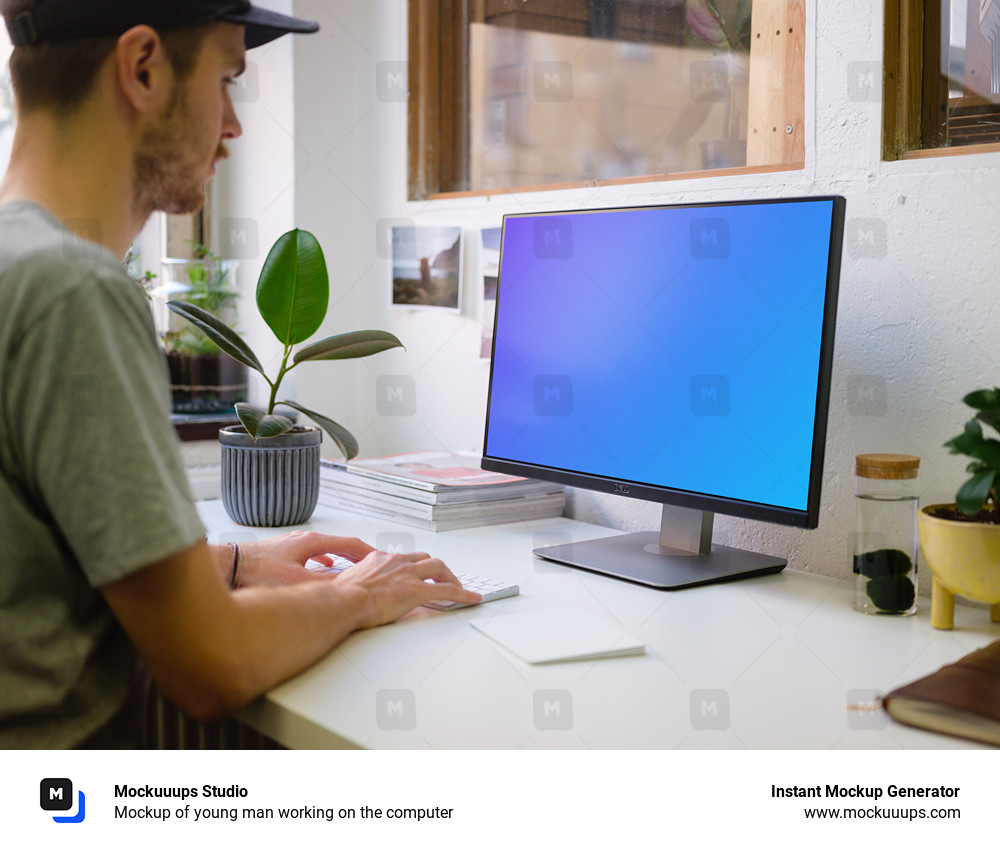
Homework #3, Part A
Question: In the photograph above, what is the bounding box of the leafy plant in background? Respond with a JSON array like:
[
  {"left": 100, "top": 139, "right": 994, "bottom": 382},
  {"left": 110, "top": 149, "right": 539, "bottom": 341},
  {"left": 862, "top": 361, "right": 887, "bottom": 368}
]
[
  {"left": 163, "top": 244, "right": 239, "bottom": 357},
  {"left": 686, "top": 0, "right": 752, "bottom": 52},
  {"left": 122, "top": 243, "right": 156, "bottom": 300},
  {"left": 943, "top": 388, "right": 1000, "bottom": 521},
  {"left": 168, "top": 228, "right": 402, "bottom": 458}
]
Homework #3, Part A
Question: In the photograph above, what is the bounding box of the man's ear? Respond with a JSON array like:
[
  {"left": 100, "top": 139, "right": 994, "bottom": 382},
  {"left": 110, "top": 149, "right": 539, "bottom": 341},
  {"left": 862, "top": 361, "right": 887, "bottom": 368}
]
[{"left": 114, "top": 25, "right": 172, "bottom": 113}]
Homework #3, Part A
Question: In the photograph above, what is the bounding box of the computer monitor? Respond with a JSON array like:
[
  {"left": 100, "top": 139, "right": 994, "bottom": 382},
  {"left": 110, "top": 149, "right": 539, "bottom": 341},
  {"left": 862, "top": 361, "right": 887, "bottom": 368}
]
[{"left": 482, "top": 195, "right": 846, "bottom": 589}]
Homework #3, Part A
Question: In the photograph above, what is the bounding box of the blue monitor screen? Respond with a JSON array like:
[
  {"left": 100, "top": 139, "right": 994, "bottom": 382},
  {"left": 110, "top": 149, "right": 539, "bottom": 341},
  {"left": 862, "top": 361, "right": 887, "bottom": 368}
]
[{"left": 483, "top": 197, "right": 844, "bottom": 528}]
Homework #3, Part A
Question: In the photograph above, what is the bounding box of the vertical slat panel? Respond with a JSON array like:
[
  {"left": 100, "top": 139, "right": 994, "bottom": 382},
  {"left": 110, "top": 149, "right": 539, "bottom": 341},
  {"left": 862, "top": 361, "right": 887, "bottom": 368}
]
[
  {"left": 147, "top": 688, "right": 282, "bottom": 750},
  {"left": 745, "top": 0, "right": 805, "bottom": 166}
]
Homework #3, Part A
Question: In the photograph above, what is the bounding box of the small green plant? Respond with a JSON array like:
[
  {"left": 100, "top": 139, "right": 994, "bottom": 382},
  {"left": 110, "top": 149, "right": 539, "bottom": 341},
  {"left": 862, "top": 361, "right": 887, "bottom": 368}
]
[
  {"left": 686, "top": 0, "right": 752, "bottom": 52},
  {"left": 944, "top": 388, "right": 1000, "bottom": 520},
  {"left": 168, "top": 228, "right": 402, "bottom": 458},
  {"left": 122, "top": 244, "right": 156, "bottom": 300},
  {"left": 163, "top": 244, "right": 238, "bottom": 356}
]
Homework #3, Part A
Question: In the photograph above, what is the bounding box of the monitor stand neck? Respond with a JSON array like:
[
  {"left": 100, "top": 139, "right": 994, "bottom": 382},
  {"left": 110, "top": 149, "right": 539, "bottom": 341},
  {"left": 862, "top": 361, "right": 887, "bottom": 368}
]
[{"left": 652, "top": 504, "right": 714, "bottom": 556}]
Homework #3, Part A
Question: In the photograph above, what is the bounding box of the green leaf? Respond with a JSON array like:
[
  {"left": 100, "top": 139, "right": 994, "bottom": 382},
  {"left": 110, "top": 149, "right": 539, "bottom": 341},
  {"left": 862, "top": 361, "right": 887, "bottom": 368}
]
[
  {"left": 958, "top": 436, "right": 1000, "bottom": 469},
  {"left": 732, "top": 0, "right": 753, "bottom": 50},
  {"left": 965, "top": 387, "right": 1000, "bottom": 433},
  {"left": 956, "top": 469, "right": 998, "bottom": 515},
  {"left": 963, "top": 388, "right": 1000, "bottom": 410},
  {"left": 257, "top": 229, "right": 329, "bottom": 346},
  {"left": 236, "top": 402, "right": 294, "bottom": 440},
  {"left": 946, "top": 419, "right": 984, "bottom": 454},
  {"left": 975, "top": 410, "right": 1000, "bottom": 435},
  {"left": 292, "top": 330, "right": 404, "bottom": 364},
  {"left": 278, "top": 400, "right": 359, "bottom": 459},
  {"left": 166, "top": 300, "right": 266, "bottom": 375}
]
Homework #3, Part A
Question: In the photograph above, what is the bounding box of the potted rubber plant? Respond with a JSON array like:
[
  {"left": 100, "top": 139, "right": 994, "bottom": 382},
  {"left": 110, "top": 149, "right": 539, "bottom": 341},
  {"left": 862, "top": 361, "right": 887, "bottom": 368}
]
[
  {"left": 168, "top": 228, "right": 403, "bottom": 527},
  {"left": 917, "top": 388, "right": 1000, "bottom": 628}
]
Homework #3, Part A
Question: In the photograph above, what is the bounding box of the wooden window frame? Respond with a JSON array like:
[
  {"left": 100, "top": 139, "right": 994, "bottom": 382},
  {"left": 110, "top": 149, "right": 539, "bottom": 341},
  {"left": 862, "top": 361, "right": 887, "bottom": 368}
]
[
  {"left": 884, "top": 0, "right": 1000, "bottom": 160},
  {"left": 408, "top": 0, "right": 806, "bottom": 200}
]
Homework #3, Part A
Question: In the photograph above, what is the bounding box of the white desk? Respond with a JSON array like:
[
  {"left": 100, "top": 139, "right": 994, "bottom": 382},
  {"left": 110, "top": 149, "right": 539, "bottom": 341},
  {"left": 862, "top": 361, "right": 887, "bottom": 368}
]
[{"left": 198, "top": 501, "right": 1000, "bottom": 750}]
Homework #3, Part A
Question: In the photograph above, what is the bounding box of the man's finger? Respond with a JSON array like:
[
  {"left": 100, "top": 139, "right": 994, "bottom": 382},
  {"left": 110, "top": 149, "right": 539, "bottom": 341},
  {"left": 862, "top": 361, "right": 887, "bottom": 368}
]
[
  {"left": 411, "top": 557, "right": 464, "bottom": 585},
  {"left": 320, "top": 536, "right": 376, "bottom": 561}
]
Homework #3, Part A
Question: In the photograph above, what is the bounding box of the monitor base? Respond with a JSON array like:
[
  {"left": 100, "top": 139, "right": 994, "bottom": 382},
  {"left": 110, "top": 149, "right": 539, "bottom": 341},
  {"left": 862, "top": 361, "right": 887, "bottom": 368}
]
[{"left": 533, "top": 530, "right": 786, "bottom": 590}]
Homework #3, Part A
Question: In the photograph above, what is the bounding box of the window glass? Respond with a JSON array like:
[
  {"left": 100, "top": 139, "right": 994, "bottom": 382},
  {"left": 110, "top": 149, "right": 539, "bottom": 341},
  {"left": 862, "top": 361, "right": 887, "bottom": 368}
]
[
  {"left": 469, "top": 0, "right": 752, "bottom": 191},
  {"left": 1, "top": 25, "right": 13, "bottom": 169},
  {"left": 410, "top": 0, "right": 804, "bottom": 198},
  {"left": 944, "top": 0, "right": 1000, "bottom": 146},
  {"left": 884, "top": 0, "right": 1000, "bottom": 156}
]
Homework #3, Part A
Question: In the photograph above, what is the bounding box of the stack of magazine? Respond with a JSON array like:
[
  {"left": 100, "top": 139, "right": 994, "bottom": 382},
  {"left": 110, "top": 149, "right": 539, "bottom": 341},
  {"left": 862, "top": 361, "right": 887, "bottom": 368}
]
[{"left": 318, "top": 450, "right": 565, "bottom": 531}]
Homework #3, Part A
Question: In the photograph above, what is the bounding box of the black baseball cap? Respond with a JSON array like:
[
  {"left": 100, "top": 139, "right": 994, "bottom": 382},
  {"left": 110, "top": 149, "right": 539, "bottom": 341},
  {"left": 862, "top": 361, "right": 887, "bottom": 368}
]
[{"left": 5, "top": 0, "right": 319, "bottom": 50}]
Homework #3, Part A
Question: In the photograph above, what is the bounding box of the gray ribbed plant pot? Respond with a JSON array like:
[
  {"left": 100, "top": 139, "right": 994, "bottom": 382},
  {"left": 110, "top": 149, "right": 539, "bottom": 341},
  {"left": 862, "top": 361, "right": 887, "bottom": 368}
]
[{"left": 219, "top": 425, "right": 321, "bottom": 526}]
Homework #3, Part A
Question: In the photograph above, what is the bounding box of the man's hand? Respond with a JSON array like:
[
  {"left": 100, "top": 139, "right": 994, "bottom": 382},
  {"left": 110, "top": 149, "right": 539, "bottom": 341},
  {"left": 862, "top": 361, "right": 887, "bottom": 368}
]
[
  {"left": 334, "top": 550, "right": 481, "bottom": 628},
  {"left": 227, "top": 531, "right": 376, "bottom": 586},
  {"left": 104, "top": 540, "right": 479, "bottom": 723}
]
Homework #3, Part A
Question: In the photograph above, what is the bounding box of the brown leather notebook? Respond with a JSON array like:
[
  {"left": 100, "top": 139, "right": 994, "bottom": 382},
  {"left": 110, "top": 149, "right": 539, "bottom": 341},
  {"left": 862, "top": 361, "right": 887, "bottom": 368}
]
[{"left": 883, "top": 639, "right": 1000, "bottom": 746}]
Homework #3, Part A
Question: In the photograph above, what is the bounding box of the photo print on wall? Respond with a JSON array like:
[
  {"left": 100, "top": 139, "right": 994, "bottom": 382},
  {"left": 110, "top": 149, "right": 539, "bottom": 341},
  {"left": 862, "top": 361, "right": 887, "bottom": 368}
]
[
  {"left": 480, "top": 226, "right": 501, "bottom": 358},
  {"left": 391, "top": 225, "right": 463, "bottom": 312}
]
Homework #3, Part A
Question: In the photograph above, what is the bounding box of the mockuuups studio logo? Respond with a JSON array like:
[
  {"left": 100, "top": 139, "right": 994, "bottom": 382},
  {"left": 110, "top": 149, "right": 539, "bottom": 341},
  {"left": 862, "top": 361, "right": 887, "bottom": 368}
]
[
  {"left": 847, "top": 689, "right": 888, "bottom": 731},
  {"left": 846, "top": 61, "right": 880, "bottom": 102},
  {"left": 846, "top": 374, "right": 888, "bottom": 416},
  {"left": 690, "top": 689, "right": 730, "bottom": 731},
  {"left": 376, "top": 218, "right": 415, "bottom": 259},
  {"left": 532, "top": 217, "right": 573, "bottom": 259},
  {"left": 218, "top": 217, "right": 260, "bottom": 259},
  {"left": 533, "top": 61, "right": 573, "bottom": 102},
  {"left": 62, "top": 219, "right": 101, "bottom": 260},
  {"left": 690, "top": 218, "right": 730, "bottom": 259},
  {"left": 228, "top": 60, "right": 260, "bottom": 102},
  {"left": 376, "top": 689, "right": 416, "bottom": 731},
  {"left": 40, "top": 778, "right": 86, "bottom": 823},
  {"left": 690, "top": 60, "right": 729, "bottom": 102},
  {"left": 376, "top": 375, "right": 416, "bottom": 416},
  {"left": 532, "top": 531, "right": 572, "bottom": 573},
  {"left": 533, "top": 375, "right": 573, "bottom": 416},
  {"left": 845, "top": 218, "right": 888, "bottom": 259},
  {"left": 690, "top": 375, "right": 730, "bottom": 416},
  {"left": 376, "top": 61, "right": 408, "bottom": 102},
  {"left": 534, "top": 689, "right": 573, "bottom": 730},
  {"left": 376, "top": 532, "right": 416, "bottom": 555}
]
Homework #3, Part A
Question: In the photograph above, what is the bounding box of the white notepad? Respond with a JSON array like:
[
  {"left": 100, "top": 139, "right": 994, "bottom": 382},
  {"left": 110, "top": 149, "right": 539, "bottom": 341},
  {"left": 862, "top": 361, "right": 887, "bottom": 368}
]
[{"left": 470, "top": 607, "right": 645, "bottom": 664}]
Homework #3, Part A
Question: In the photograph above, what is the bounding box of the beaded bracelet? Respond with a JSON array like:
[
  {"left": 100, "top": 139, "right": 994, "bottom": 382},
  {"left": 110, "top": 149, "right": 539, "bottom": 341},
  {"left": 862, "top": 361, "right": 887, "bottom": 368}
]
[{"left": 229, "top": 542, "right": 242, "bottom": 590}]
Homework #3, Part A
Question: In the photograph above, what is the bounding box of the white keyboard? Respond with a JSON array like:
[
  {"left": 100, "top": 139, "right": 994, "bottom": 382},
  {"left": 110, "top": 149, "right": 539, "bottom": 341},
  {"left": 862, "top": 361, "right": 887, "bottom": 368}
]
[
  {"left": 423, "top": 572, "right": 520, "bottom": 610},
  {"left": 306, "top": 557, "right": 519, "bottom": 610}
]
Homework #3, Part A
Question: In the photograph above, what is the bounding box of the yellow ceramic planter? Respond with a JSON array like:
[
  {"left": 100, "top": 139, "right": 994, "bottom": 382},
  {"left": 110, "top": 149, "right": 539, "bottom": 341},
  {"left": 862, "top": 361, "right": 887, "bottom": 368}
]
[{"left": 916, "top": 504, "right": 1000, "bottom": 629}]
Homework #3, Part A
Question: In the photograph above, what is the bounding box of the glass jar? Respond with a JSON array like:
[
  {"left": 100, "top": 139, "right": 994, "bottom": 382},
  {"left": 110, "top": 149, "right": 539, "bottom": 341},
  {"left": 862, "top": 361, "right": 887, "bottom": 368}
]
[
  {"left": 151, "top": 257, "right": 246, "bottom": 414},
  {"left": 853, "top": 453, "right": 920, "bottom": 615}
]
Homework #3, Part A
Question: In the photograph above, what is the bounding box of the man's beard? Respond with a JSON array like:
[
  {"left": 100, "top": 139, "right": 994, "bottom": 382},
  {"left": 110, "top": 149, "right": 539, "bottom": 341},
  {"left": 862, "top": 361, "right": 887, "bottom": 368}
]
[{"left": 132, "top": 86, "right": 224, "bottom": 223}]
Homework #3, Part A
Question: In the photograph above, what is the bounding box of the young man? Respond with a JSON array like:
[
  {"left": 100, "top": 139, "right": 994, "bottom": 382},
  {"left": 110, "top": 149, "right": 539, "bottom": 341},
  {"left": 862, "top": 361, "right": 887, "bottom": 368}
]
[{"left": 0, "top": 0, "right": 479, "bottom": 749}]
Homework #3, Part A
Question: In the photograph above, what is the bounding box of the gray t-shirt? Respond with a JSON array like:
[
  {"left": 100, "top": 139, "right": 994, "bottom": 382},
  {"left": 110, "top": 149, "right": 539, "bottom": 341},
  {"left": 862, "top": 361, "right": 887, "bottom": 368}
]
[{"left": 0, "top": 202, "right": 206, "bottom": 748}]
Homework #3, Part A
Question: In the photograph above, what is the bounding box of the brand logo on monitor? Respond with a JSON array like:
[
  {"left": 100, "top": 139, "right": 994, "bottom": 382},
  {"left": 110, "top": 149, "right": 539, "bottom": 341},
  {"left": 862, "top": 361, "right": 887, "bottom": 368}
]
[{"left": 613, "top": 483, "right": 631, "bottom": 495}]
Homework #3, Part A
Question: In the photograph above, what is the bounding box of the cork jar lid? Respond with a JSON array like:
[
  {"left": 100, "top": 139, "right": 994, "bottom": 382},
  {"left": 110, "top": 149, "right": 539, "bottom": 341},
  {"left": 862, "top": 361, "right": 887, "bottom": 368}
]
[{"left": 855, "top": 453, "right": 920, "bottom": 480}]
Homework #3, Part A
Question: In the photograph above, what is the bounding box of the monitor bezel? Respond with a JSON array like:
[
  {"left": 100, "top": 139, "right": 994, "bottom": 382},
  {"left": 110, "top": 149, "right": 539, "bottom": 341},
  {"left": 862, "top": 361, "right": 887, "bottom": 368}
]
[{"left": 481, "top": 194, "right": 846, "bottom": 531}]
